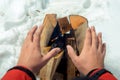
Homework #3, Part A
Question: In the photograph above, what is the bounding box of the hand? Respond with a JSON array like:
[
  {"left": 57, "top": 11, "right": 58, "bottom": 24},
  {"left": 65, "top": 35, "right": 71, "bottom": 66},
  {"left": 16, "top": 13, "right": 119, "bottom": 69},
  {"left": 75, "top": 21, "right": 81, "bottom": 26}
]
[
  {"left": 17, "top": 25, "right": 60, "bottom": 74},
  {"left": 67, "top": 26, "right": 106, "bottom": 75}
]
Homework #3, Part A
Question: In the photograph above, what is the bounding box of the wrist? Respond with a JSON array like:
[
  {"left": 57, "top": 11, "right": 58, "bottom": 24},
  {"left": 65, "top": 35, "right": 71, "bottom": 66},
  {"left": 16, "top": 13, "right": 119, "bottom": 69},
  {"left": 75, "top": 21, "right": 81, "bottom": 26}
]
[
  {"left": 82, "top": 66, "right": 104, "bottom": 76},
  {"left": 17, "top": 65, "right": 34, "bottom": 73},
  {"left": 17, "top": 64, "right": 37, "bottom": 74},
  {"left": 86, "top": 68, "right": 102, "bottom": 77}
]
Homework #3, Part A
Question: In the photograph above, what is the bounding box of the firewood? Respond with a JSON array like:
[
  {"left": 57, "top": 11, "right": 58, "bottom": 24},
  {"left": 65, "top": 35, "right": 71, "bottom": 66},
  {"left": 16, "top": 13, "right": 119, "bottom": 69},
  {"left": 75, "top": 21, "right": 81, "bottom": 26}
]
[
  {"left": 39, "top": 14, "right": 88, "bottom": 80},
  {"left": 67, "top": 15, "right": 88, "bottom": 79},
  {"left": 39, "top": 14, "right": 64, "bottom": 80},
  {"left": 69, "top": 15, "right": 88, "bottom": 54}
]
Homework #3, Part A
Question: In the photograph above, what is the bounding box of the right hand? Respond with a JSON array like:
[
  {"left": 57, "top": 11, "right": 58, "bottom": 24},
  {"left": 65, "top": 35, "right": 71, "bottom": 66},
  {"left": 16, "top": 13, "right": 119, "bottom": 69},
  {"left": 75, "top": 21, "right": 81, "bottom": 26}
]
[{"left": 67, "top": 26, "right": 106, "bottom": 75}]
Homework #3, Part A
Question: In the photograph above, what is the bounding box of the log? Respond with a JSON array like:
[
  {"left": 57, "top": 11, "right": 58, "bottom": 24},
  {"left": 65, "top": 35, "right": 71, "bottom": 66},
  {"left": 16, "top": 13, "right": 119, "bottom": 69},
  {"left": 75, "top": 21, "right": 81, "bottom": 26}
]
[
  {"left": 40, "top": 14, "right": 57, "bottom": 53},
  {"left": 58, "top": 17, "right": 72, "bottom": 34},
  {"left": 39, "top": 14, "right": 64, "bottom": 80},
  {"left": 69, "top": 15, "right": 88, "bottom": 54},
  {"left": 39, "top": 14, "right": 57, "bottom": 80}
]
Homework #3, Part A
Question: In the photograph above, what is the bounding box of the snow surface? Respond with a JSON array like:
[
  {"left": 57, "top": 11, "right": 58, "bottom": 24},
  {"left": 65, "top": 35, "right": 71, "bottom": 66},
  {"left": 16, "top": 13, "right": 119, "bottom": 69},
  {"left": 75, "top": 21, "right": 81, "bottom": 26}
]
[{"left": 0, "top": 0, "right": 120, "bottom": 79}]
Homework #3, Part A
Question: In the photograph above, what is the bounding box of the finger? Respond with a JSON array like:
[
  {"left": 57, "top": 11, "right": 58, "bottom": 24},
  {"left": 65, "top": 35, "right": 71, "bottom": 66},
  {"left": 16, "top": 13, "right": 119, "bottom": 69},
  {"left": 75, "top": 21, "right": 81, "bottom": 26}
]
[
  {"left": 67, "top": 45, "right": 78, "bottom": 62},
  {"left": 33, "top": 25, "right": 43, "bottom": 45},
  {"left": 26, "top": 26, "right": 37, "bottom": 42},
  {"left": 84, "top": 27, "right": 92, "bottom": 47},
  {"left": 39, "top": 25, "right": 44, "bottom": 40},
  {"left": 40, "top": 25, "right": 44, "bottom": 35},
  {"left": 43, "top": 48, "right": 61, "bottom": 61},
  {"left": 91, "top": 26, "right": 97, "bottom": 48},
  {"left": 102, "top": 43, "right": 106, "bottom": 57},
  {"left": 98, "top": 32, "right": 102, "bottom": 52}
]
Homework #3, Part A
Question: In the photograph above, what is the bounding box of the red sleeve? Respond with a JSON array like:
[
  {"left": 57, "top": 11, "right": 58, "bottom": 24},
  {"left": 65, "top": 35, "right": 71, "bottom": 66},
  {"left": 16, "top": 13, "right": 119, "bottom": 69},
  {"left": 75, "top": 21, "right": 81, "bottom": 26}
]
[
  {"left": 1, "top": 66, "right": 36, "bottom": 80},
  {"left": 89, "top": 69, "right": 117, "bottom": 80},
  {"left": 2, "top": 69, "right": 32, "bottom": 80},
  {"left": 99, "top": 72, "right": 117, "bottom": 80}
]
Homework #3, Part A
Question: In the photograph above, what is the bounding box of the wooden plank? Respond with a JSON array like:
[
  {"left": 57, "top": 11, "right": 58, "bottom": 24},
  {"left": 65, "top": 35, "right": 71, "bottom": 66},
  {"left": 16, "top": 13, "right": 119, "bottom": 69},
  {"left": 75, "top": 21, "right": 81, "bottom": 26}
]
[
  {"left": 69, "top": 15, "right": 88, "bottom": 54},
  {"left": 68, "top": 15, "right": 88, "bottom": 78},
  {"left": 58, "top": 17, "right": 71, "bottom": 34},
  {"left": 39, "top": 14, "right": 57, "bottom": 80},
  {"left": 39, "top": 14, "right": 64, "bottom": 80},
  {"left": 40, "top": 14, "right": 57, "bottom": 53}
]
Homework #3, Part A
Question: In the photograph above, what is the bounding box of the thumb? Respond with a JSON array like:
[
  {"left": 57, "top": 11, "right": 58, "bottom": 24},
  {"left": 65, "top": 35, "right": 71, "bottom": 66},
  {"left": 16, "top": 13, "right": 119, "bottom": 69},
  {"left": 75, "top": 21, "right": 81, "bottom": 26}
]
[
  {"left": 67, "top": 45, "right": 78, "bottom": 62},
  {"left": 43, "top": 48, "right": 61, "bottom": 61}
]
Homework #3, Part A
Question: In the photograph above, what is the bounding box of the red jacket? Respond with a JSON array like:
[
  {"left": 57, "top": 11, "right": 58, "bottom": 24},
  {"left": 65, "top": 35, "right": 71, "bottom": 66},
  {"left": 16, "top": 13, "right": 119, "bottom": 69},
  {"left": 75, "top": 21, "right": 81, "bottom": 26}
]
[{"left": 1, "top": 66, "right": 117, "bottom": 80}]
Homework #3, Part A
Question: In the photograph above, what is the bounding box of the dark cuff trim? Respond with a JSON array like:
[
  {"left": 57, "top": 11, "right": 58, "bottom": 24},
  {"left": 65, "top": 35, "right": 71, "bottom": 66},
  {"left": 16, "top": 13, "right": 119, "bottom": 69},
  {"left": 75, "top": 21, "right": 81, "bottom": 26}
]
[
  {"left": 89, "top": 69, "right": 112, "bottom": 80},
  {"left": 8, "top": 66, "right": 36, "bottom": 80},
  {"left": 86, "top": 69, "right": 97, "bottom": 77}
]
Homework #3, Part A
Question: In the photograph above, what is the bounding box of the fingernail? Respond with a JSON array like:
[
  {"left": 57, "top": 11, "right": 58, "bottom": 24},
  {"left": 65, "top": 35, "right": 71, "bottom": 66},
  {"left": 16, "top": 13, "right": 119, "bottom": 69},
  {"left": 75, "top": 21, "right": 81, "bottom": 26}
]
[
  {"left": 104, "top": 43, "right": 106, "bottom": 46},
  {"left": 103, "top": 43, "right": 106, "bottom": 48},
  {"left": 32, "top": 26, "right": 37, "bottom": 30},
  {"left": 39, "top": 24, "right": 43, "bottom": 27},
  {"left": 56, "top": 48, "right": 61, "bottom": 53},
  {"left": 99, "top": 32, "right": 102, "bottom": 38},
  {"left": 100, "top": 33, "right": 102, "bottom": 38},
  {"left": 91, "top": 26, "right": 95, "bottom": 31},
  {"left": 87, "top": 27, "right": 90, "bottom": 31},
  {"left": 35, "top": 25, "right": 38, "bottom": 27},
  {"left": 67, "top": 45, "right": 71, "bottom": 48}
]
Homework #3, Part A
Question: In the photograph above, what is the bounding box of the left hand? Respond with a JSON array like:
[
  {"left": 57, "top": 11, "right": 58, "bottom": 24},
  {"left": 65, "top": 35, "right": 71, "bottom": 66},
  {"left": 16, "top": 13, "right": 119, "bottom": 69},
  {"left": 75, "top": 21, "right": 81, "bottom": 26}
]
[{"left": 17, "top": 25, "right": 60, "bottom": 74}]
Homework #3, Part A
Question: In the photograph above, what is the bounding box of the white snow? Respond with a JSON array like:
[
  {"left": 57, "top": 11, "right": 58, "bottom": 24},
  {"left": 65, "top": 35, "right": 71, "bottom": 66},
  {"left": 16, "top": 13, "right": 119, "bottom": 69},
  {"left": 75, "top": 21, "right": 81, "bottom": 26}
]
[{"left": 0, "top": 0, "right": 120, "bottom": 79}]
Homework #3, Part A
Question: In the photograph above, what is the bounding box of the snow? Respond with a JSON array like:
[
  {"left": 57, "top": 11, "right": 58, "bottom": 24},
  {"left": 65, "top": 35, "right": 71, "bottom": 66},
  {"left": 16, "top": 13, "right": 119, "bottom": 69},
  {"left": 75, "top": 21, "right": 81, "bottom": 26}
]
[{"left": 0, "top": 0, "right": 120, "bottom": 79}]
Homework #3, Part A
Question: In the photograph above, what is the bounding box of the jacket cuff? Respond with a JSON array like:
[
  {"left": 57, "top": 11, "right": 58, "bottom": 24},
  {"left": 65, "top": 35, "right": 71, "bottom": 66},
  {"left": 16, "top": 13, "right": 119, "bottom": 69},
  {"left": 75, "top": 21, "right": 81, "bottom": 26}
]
[
  {"left": 8, "top": 66, "right": 36, "bottom": 80},
  {"left": 87, "top": 68, "right": 112, "bottom": 79}
]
